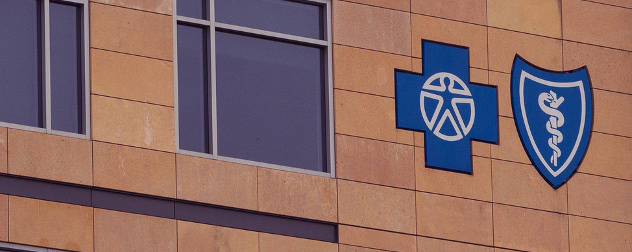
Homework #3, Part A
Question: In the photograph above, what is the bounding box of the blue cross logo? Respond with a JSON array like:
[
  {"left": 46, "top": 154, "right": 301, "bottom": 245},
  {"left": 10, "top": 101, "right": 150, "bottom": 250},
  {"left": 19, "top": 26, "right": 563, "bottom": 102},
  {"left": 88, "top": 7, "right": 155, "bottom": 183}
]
[{"left": 395, "top": 41, "right": 498, "bottom": 173}]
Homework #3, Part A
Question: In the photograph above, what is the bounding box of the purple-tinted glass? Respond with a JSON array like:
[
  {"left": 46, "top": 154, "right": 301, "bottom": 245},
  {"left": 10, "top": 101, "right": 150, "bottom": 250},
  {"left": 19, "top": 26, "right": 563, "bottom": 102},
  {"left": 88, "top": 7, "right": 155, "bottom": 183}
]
[
  {"left": 50, "top": 2, "right": 84, "bottom": 134},
  {"left": 216, "top": 32, "right": 326, "bottom": 172},
  {"left": 178, "top": 24, "right": 211, "bottom": 153},
  {"left": 177, "top": 0, "right": 207, "bottom": 20},
  {"left": 215, "top": 0, "right": 323, "bottom": 40},
  {"left": 0, "top": 0, "right": 43, "bottom": 128}
]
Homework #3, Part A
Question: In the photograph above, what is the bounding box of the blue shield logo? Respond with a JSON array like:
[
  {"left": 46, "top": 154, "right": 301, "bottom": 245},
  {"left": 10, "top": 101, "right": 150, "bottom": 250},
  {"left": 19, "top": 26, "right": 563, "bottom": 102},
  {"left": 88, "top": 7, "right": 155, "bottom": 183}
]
[{"left": 511, "top": 56, "right": 593, "bottom": 188}]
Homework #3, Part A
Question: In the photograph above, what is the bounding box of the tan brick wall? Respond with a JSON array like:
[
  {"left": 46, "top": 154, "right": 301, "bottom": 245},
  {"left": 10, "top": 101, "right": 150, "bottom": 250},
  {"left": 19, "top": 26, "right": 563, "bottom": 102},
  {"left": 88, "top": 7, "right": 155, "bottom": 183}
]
[{"left": 1, "top": 0, "right": 630, "bottom": 251}]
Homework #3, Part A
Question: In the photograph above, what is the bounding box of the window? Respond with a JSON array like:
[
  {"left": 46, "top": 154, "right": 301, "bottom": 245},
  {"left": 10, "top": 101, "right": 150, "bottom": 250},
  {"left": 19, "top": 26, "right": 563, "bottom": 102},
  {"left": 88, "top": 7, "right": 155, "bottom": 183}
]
[
  {"left": 0, "top": 241, "right": 68, "bottom": 252},
  {"left": 0, "top": 0, "right": 89, "bottom": 138},
  {"left": 174, "top": 0, "right": 333, "bottom": 176}
]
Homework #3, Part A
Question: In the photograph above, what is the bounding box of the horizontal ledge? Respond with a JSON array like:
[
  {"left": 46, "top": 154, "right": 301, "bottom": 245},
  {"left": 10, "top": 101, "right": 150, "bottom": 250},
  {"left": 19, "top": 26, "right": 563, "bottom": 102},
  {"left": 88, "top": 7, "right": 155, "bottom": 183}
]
[{"left": 0, "top": 173, "right": 338, "bottom": 243}]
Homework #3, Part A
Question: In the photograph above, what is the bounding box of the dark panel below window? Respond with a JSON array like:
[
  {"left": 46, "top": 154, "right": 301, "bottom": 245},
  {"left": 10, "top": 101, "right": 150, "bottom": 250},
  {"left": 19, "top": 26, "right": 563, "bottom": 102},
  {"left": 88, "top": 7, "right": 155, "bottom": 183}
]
[
  {"left": 215, "top": 0, "right": 324, "bottom": 40},
  {"left": 0, "top": 173, "right": 339, "bottom": 243},
  {"left": 178, "top": 24, "right": 211, "bottom": 153},
  {"left": 50, "top": 2, "right": 83, "bottom": 134},
  {"left": 216, "top": 32, "right": 326, "bottom": 172},
  {"left": 0, "top": 0, "right": 43, "bottom": 128}
]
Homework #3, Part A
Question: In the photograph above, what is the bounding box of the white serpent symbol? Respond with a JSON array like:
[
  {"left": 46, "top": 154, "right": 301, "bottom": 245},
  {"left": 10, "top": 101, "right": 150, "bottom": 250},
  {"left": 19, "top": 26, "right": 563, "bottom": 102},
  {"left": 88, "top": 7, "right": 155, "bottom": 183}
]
[{"left": 538, "top": 91, "right": 565, "bottom": 167}]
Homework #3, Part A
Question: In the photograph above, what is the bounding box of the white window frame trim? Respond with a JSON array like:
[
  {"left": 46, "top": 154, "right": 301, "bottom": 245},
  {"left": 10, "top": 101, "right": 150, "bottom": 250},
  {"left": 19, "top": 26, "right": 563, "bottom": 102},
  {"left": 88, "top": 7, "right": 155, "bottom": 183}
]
[
  {"left": 173, "top": 0, "right": 335, "bottom": 178},
  {"left": 0, "top": 0, "right": 91, "bottom": 140}
]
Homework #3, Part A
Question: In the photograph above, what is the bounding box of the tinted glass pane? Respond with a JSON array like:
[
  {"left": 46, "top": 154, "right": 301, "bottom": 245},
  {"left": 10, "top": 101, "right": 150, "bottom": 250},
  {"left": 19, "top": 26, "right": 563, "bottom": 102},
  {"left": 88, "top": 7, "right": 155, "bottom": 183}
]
[
  {"left": 215, "top": 0, "right": 323, "bottom": 40},
  {"left": 0, "top": 0, "right": 43, "bottom": 128},
  {"left": 216, "top": 32, "right": 326, "bottom": 172},
  {"left": 178, "top": 24, "right": 210, "bottom": 153},
  {"left": 50, "top": 2, "right": 83, "bottom": 134},
  {"left": 177, "top": 0, "right": 207, "bottom": 20}
]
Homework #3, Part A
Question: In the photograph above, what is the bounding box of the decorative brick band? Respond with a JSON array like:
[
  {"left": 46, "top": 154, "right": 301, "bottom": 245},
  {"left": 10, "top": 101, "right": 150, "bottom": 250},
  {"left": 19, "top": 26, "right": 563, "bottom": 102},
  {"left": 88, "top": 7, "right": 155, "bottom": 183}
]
[{"left": 0, "top": 174, "right": 338, "bottom": 243}]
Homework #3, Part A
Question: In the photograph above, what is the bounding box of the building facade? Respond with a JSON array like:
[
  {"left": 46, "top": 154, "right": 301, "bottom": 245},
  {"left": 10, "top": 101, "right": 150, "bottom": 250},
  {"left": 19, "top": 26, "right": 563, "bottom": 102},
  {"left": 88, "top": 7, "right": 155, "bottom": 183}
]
[{"left": 0, "top": 0, "right": 631, "bottom": 251}]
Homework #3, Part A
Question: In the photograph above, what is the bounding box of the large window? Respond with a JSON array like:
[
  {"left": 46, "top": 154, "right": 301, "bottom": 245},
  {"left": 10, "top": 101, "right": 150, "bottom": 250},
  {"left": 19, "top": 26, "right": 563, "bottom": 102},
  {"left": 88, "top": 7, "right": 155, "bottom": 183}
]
[
  {"left": 0, "top": 0, "right": 89, "bottom": 138},
  {"left": 174, "top": 0, "right": 333, "bottom": 176}
]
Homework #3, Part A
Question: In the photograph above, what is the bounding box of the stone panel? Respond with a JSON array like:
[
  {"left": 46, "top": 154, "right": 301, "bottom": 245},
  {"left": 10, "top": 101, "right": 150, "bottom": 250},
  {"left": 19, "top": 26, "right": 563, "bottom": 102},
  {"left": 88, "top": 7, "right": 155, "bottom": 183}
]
[
  {"left": 339, "top": 225, "right": 416, "bottom": 252},
  {"left": 411, "top": 14, "right": 487, "bottom": 69},
  {"left": 417, "top": 236, "right": 493, "bottom": 252},
  {"left": 488, "top": 0, "right": 562, "bottom": 38},
  {"left": 93, "top": 142, "right": 176, "bottom": 197},
  {"left": 593, "top": 90, "right": 632, "bottom": 138},
  {"left": 333, "top": 1, "right": 411, "bottom": 56},
  {"left": 91, "top": 49, "right": 174, "bottom": 106},
  {"left": 333, "top": 45, "right": 411, "bottom": 98},
  {"left": 411, "top": 0, "right": 486, "bottom": 25},
  {"left": 258, "top": 168, "right": 337, "bottom": 222},
  {"left": 92, "top": 95, "right": 174, "bottom": 152},
  {"left": 177, "top": 155, "right": 257, "bottom": 210},
  {"left": 342, "top": 0, "right": 410, "bottom": 12},
  {"left": 334, "top": 90, "right": 413, "bottom": 145},
  {"left": 9, "top": 197, "right": 93, "bottom": 252},
  {"left": 493, "top": 204, "right": 569, "bottom": 252},
  {"left": 569, "top": 215, "right": 632, "bottom": 252},
  {"left": 488, "top": 27, "right": 563, "bottom": 73},
  {"left": 91, "top": 3, "right": 173, "bottom": 60},
  {"left": 568, "top": 173, "right": 632, "bottom": 224},
  {"left": 492, "top": 159, "right": 567, "bottom": 213},
  {"left": 259, "top": 233, "right": 338, "bottom": 252},
  {"left": 416, "top": 192, "right": 493, "bottom": 245},
  {"left": 416, "top": 151, "right": 492, "bottom": 202},
  {"left": 92, "top": 0, "right": 172, "bottom": 14},
  {"left": 8, "top": 129, "right": 92, "bottom": 185},
  {"left": 94, "top": 209, "right": 177, "bottom": 252},
  {"left": 562, "top": 0, "right": 632, "bottom": 51},
  {"left": 336, "top": 134, "right": 415, "bottom": 189},
  {"left": 177, "top": 221, "right": 258, "bottom": 252},
  {"left": 580, "top": 132, "right": 632, "bottom": 180},
  {"left": 563, "top": 41, "right": 632, "bottom": 95},
  {"left": 490, "top": 117, "right": 531, "bottom": 164},
  {"left": 339, "top": 180, "right": 416, "bottom": 234}
]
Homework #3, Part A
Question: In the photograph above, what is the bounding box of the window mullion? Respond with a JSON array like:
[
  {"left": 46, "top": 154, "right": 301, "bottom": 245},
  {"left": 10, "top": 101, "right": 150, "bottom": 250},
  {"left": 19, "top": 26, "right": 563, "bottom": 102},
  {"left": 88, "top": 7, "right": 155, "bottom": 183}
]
[
  {"left": 214, "top": 22, "right": 328, "bottom": 47},
  {"left": 326, "top": 0, "right": 334, "bottom": 176},
  {"left": 83, "top": 1, "right": 91, "bottom": 137},
  {"left": 210, "top": 0, "right": 218, "bottom": 158},
  {"left": 173, "top": 0, "right": 180, "bottom": 152},
  {"left": 43, "top": 0, "right": 52, "bottom": 133}
]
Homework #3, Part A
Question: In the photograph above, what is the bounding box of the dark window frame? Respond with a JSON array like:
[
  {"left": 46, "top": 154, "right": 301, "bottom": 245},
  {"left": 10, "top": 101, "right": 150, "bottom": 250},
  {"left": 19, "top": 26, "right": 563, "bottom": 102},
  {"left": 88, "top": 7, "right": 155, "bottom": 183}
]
[
  {"left": 0, "top": 241, "right": 69, "bottom": 252},
  {"left": 173, "top": 0, "right": 334, "bottom": 177},
  {"left": 0, "top": 0, "right": 90, "bottom": 139}
]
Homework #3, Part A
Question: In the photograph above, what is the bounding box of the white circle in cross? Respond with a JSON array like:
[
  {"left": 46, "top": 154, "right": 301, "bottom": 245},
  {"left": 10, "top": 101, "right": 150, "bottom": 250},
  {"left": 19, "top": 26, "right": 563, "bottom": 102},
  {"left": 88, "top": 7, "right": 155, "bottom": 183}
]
[{"left": 419, "top": 72, "right": 476, "bottom": 142}]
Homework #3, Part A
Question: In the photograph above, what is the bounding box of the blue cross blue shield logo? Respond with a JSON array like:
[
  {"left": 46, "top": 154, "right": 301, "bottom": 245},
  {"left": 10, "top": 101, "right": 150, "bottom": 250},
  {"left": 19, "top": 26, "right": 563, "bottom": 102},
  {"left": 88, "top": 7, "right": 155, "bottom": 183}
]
[
  {"left": 395, "top": 41, "right": 498, "bottom": 173},
  {"left": 511, "top": 56, "right": 593, "bottom": 188}
]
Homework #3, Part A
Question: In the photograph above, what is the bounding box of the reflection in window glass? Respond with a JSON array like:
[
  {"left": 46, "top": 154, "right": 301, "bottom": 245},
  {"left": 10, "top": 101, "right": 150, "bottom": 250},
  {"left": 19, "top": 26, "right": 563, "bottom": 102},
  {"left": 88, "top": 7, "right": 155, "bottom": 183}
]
[
  {"left": 50, "top": 2, "right": 83, "bottom": 134},
  {"left": 177, "top": 0, "right": 207, "bottom": 20},
  {"left": 178, "top": 24, "right": 211, "bottom": 153},
  {"left": 215, "top": 0, "right": 323, "bottom": 39},
  {"left": 0, "top": 0, "right": 43, "bottom": 128},
  {"left": 216, "top": 32, "right": 326, "bottom": 172}
]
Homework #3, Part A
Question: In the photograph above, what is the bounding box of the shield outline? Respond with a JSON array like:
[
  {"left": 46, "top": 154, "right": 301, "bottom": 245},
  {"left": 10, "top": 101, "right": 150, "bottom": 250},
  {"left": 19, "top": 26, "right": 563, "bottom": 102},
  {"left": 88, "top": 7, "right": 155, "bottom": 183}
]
[{"left": 510, "top": 55, "right": 593, "bottom": 189}]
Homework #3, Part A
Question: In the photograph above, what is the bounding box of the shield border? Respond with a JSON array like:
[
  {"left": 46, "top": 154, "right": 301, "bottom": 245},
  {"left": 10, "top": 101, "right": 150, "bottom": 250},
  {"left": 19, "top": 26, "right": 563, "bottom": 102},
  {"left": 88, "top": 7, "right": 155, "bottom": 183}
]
[{"left": 510, "top": 55, "right": 593, "bottom": 189}]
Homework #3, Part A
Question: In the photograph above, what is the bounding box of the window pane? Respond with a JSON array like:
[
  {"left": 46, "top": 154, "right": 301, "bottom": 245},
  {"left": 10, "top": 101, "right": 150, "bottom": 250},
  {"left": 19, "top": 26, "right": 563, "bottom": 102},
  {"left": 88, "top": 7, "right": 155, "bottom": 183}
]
[
  {"left": 0, "top": 0, "right": 43, "bottom": 128},
  {"left": 177, "top": 0, "right": 207, "bottom": 20},
  {"left": 216, "top": 32, "right": 326, "bottom": 172},
  {"left": 178, "top": 24, "right": 210, "bottom": 153},
  {"left": 215, "top": 0, "right": 323, "bottom": 40},
  {"left": 50, "top": 2, "right": 83, "bottom": 134}
]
